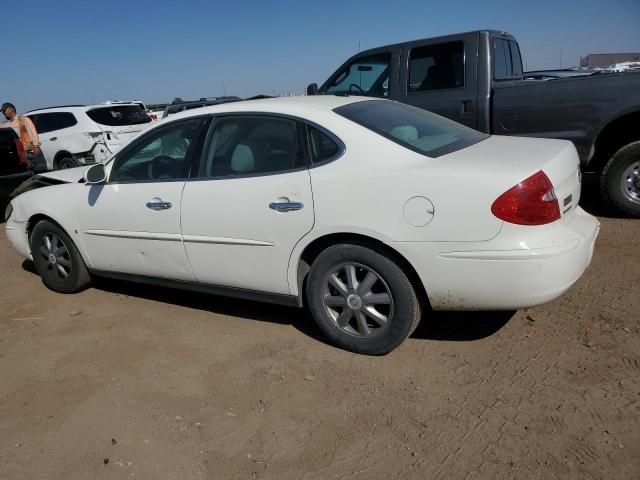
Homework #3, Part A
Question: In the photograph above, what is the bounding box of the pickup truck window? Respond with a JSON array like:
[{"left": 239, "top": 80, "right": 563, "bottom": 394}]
[
  {"left": 335, "top": 100, "right": 487, "bottom": 158},
  {"left": 408, "top": 41, "right": 464, "bottom": 92},
  {"left": 494, "top": 38, "right": 523, "bottom": 80},
  {"left": 325, "top": 53, "right": 391, "bottom": 97},
  {"left": 28, "top": 112, "right": 78, "bottom": 134}
]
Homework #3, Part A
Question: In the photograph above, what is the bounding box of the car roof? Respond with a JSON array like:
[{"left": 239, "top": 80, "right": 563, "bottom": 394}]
[{"left": 163, "top": 95, "right": 372, "bottom": 122}]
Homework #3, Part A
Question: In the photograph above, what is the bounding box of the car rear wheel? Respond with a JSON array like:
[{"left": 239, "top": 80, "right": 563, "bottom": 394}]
[
  {"left": 306, "top": 244, "right": 421, "bottom": 355},
  {"left": 56, "top": 157, "right": 77, "bottom": 170},
  {"left": 601, "top": 141, "right": 640, "bottom": 218},
  {"left": 30, "top": 220, "right": 91, "bottom": 293}
]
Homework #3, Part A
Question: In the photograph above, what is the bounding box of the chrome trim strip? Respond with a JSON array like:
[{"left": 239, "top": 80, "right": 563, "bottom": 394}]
[
  {"left": 84, "top": 230, "right": 182, "bottom": 241},
  {"left": 182, "top": 235, "right": 274, "bottom": 246}
]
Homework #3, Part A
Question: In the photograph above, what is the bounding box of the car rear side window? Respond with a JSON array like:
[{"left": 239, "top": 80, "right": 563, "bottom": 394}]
[
  {"left": 28, "top": 112, "right": 78, "bottom": 134},
  {"left": 86, "top": 105, "right": 151, "bottom": 126},
  {"left": 307, "top": 126, "right": 341, "bottom": 164},
  {"left": 199, "top": 116, "right": 307, "bottom": 178},
  {"left": 408, "top": 41, "right": 465, "bottom": 92},
  {"left": 335, "top": 100, "right": 487, "bottom": 158}
]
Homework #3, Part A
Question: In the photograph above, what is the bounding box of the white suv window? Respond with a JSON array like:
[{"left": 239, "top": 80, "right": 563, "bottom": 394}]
[
  {"left": 86, "top": 105, "right": 151, "bottom": 126},
  {"left": 29, "top": 112, "right": 78, "bottom": 134}
]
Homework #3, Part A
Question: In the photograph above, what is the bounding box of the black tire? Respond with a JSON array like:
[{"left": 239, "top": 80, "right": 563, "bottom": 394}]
[
  {"left": 56, "top": 156, "right": 77, "bottom": 170},
  {"left": 30, "top": 220, "right": 91, "bottom": 293},
  {"left": 600, "top": 141, "right": 640, "bottom": 218},
  {"left": 306, "top": 244, "right": 421, "bottom": 355}
]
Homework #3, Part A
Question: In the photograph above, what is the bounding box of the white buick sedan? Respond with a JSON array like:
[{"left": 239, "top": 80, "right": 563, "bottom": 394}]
[{"left": 5, "top": 96, "right": 599, "bottom": 354}]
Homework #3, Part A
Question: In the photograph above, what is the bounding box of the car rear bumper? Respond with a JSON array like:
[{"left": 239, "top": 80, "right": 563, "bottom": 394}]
[{"left": 391, "top": 207, "right": 600, "bottom": 310}]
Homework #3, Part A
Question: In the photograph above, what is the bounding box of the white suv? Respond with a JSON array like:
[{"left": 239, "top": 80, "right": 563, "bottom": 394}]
[{"left": 26, "top": 103, "right": 153, "bottom": 170}]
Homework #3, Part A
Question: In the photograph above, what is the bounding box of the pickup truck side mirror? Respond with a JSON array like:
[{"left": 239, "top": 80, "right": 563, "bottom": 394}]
[
  {"left": 307, "top": 83, "right": 319, "bottom": 96},
  {"left": 84, "top": 163, "right": 107, "bottom": 184}
]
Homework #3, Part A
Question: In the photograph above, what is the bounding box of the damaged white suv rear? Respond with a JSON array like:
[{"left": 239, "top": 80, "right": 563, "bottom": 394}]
[{"left": 26, "top": 104, "right": 153, "bottom": 170}]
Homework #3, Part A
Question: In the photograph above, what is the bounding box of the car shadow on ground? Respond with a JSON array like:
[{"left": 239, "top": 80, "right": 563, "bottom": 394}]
[
  {"left": 411, "top": 310, "right": 514, "bottom": 341},
  {"left": 22, "top": 260, "right": 514, "bottom": 346},
  {"left": 579, "top": 174, "right": 628, "bottom": 219}
]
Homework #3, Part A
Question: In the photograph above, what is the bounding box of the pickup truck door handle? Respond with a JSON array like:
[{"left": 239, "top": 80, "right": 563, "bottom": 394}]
[
  {"left": 146, "top": 198, "right": 172, "bottom": 210},
  {"left": 459, "top": 100, "right": 474, "bottom": 119},
  {"left": 50, "top": 137, "right": 57, "bottom": 141},
  {"left": 269, "top": 201, "right": 304, "bottom": 212}
]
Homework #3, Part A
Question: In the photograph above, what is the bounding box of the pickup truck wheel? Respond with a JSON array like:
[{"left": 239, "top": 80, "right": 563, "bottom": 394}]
[
  {"left": 601, "top": 141, "right": 640, "bottom": 218},
  {"left": 30, "top": 220, "right": 91, "bottom": 293},
  {"left": 306, "top": 244, "right": 421, "bottom": 355},
  {"left": 56, "top": 157, "right": 77, "bottom": 170}
]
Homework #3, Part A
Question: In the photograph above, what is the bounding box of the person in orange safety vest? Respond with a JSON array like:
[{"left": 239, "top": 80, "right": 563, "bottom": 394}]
[{"left": 2, "top": 102, "right": 46, "bottom": 171}]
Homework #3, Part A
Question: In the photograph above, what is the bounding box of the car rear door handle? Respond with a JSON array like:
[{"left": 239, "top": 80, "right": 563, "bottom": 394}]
[
  {"left": 146, "top": 198, "right": 172, "bottom": 210},
  {"left": 50, "top": 137, "right": 57, "bottom": 141},
  {"left": 269, "top": 201, "right": 303, "bottom": 212}
]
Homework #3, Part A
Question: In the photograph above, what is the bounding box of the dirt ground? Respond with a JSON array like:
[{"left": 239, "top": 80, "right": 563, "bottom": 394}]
[{"left": 0, "top": 199, "right": 638, "bottom": 479}]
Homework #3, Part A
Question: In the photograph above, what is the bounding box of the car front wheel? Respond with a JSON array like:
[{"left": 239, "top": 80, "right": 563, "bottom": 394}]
[
  {"left": 306, "top": 244, "right": 421, "bottom": 355},
  {"left": 30, "top": 220, "right": 91, "bottom": 293}
]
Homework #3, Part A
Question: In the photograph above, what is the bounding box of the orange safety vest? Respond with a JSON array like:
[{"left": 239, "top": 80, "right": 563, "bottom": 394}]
[{"left": 18, "top": 115, "right": 36, "bottom": 151}]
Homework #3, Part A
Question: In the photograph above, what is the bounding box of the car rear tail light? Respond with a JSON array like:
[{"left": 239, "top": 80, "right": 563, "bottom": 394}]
[
  {"left": 491, "top": 170, "right": 561, "bottom": 225},
  {"left": 14, "top": 139, "right": 28, "bottom": 165}
]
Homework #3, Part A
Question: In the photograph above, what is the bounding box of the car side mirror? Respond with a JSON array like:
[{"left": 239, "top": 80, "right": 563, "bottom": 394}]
[
  {"left": 307, "top": 83, "right": 319, "bottom": 96},
  {"left": 84, "top": 163, "right": 107, "bottom": 184}
]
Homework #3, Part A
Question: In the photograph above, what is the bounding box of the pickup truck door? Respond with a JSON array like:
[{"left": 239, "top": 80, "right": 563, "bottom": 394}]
[{"left": 398, "top": 32, "right": 479, "bottom": 129}]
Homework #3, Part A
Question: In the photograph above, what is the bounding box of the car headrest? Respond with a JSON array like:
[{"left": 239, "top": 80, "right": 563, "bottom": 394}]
[
  {"left": 231, "top": 144, "right": 255, "bottom": 173},
  {"left": 390, "top": 125, "right": 419, "bottom": 143}
]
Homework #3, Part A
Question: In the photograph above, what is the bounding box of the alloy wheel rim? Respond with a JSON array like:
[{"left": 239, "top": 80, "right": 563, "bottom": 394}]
[
  {"left": 322, "top": 262, "right": 393, "bottom": 338},
  {"left": 39, "top": 233, "right": 72, "bottom": 281},
  {"left": 620, "top": 161, "right": 640, "bottom": 204}
]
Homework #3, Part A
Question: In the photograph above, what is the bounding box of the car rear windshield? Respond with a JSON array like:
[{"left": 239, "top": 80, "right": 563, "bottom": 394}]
[
  {"left": 334, "top": 100, "right": 487, "bottom": 157},
  {"left": 86, "top": 105, "right": 151, "bottom": 126}
]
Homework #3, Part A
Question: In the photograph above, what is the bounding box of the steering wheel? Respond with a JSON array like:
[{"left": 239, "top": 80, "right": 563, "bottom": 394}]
[
  {"left": 349, "top": 83, "right": 365, "bottom": 94},
  {"left": 147, "top": 155, "right": 178, "bottom": 180}
]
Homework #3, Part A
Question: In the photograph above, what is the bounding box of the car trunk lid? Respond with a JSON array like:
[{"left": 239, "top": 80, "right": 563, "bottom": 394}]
[{"left": 442, "top": 135, "right": 582, "bottom": 224}]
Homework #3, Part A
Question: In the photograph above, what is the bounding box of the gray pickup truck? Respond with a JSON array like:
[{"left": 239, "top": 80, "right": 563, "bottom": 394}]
[{"left": 308, "top": 30, "right": 640, "bottom": 217}]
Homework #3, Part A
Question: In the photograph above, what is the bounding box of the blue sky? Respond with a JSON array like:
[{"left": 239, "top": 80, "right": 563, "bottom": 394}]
[{"left": 4, "top": 0, "right": 640, "bottom": 111}]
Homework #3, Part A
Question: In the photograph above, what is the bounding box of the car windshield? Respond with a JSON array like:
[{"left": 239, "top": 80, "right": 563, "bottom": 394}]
[
  {"left": 334, "top": 100, "right": 488, "bottom": 157},
  {"left": 86, "top": 105, "right": 151, "bottom": 126}
]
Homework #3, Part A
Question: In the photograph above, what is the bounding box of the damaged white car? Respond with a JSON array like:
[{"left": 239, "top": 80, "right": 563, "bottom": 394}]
[
  {"left": 6, "top": 96, "right": 600, "bottom": 354},
  {"left": 26, "top": 103, "right": 153, "bottom": 170}
]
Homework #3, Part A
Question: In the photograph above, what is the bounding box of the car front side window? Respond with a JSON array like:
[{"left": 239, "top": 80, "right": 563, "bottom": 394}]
[{"left": 109, "top": 118, "right": 204, "bottom": 183}]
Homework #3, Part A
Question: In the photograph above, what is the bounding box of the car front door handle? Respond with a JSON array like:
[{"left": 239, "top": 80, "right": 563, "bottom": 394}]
[
  {"left": 269, "top": 201, "right": 304, "bottom": 212},
  {"left": 146, "top": 198, "right": 172, "bottom": 210}
]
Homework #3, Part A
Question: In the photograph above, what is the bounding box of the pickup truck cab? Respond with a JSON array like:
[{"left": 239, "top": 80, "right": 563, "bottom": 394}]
[{"left": 311, "top": 30, "right": 640, "bottom": 216}]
